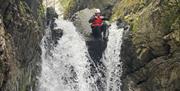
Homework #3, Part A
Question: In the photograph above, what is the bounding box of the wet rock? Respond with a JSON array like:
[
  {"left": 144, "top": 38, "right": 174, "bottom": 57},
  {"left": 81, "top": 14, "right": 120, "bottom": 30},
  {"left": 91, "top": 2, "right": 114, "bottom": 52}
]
[
  {"left": 46, "top": 7, "right": 58, "bottom": 26},
  {"left": 118, "top": 0, "right": 180, "bottom": 91},
  {"left": 51, "top": 28, "right": 63, "bottom": 45},
  {"left": 72, "top": 8, "right": 95, "bottom": 36},
  {"left": 0, "top": 0, "right": 44, "bottom": 91},
  {"left": 72, "top": 8, "right": 108, "bottom": 70}
]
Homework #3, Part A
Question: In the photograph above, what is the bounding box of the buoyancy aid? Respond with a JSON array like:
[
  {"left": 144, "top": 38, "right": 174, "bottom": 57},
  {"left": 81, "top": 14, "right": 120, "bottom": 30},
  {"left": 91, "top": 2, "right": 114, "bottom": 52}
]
[{"left": 92, "top": 16, "right": 103, "bottom": 27}]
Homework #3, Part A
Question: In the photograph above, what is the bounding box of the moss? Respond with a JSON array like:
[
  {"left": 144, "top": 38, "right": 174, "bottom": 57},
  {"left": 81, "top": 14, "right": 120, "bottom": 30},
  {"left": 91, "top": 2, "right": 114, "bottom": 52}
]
[
  {"left": 111, "top": 0, "right": 180, "bottom": 34},
  {"left": 131, "top": 17, "right": 141, "bottom": 32},
  {"left": 58, "top": 0, "right": 75, "bottom": 16},
  {"left": 0, "top": 60, "right": 5, "bottom": 73},
  {"left": 62, "top": 0, "right": 75, "bottom": 18},
  {"left": 160, "top": 1, "right": 180, "bottom": 33},
  {"left": 37, "top": 3, "right": 45, "bottom": 19},
  {"left": 5, "top": 14, "right": 13, "bottom": 21},
  {"left": 111, "top": 0, "right": 147, "bottom": 21},
  {"left": 19, "top": 1, "right": 26, "bottom": 15},
  {"left": 170, "top": 16, "right": 180, "bottom": 45},
  {"left": 59, "top": 0, "right": 73, "bottom": 10}
]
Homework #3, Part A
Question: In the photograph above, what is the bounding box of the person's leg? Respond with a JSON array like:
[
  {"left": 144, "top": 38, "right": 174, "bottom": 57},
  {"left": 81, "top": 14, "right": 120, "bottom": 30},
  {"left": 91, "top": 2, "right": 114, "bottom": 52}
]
[
  {"left": 93, "top": 26, "right": 102, "bottom": 38},
  {"left": 47, "top": 20, "right": 50, "bottom": 26},
  {"left": 101, "top": 23, "right": 107, "bottom": 38},
  {"left": 91, "top": 26, "right": 97, "bottom": 38}
]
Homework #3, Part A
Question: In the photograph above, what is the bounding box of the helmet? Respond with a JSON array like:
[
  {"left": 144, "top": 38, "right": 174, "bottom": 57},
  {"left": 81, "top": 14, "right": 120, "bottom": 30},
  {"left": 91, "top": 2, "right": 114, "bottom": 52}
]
[{"left": 95, "top": 9, "right": 101, "bottom": 14}]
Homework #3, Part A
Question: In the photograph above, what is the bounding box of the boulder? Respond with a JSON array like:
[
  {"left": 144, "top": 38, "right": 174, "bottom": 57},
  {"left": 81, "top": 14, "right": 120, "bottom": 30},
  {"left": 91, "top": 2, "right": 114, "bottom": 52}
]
[{"left": 51, "top": 28, "right": 63, "bottom": 45}]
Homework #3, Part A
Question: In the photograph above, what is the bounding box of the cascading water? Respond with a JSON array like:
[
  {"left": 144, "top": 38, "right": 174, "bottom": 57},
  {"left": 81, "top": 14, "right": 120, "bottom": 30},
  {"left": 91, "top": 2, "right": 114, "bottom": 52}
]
[
  {"left": 39, "top": 1, "right": 124, "bottom": 88},
  {"left": 39, "top": 19, "right": 94, "bottom": 91},
  {"left": 39, "top": 19, "right": 124, "bottom": 91},
  {"left": 102, "top": 23, "right": 124, "bottom": 91}
]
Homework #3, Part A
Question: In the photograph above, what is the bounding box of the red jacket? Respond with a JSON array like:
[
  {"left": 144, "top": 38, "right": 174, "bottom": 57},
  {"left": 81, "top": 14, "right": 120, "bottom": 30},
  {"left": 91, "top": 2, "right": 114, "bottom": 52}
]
[{"left": 89, "top": 15, "right": 104, "bottom": 27}]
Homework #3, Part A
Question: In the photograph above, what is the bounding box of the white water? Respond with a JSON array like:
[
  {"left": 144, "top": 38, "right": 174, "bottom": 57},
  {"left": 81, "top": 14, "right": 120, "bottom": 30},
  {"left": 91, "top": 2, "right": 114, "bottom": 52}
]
[
  {"left": 102, "top": 23, "right": 124, "bottom": 91},
  {"left": 39, "top": 18, "right": 124, "bottom": 91},
  {"left": 39, "top": 19, "right": 93, "bottom": 91}
]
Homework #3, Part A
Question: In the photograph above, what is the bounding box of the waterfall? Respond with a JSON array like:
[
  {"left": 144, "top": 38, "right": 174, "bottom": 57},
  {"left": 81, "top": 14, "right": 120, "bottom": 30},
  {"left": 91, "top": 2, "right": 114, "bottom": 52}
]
[
  {"left": 39, "top": 19, "right": 93, "bottom": 91},
  {"left": 39, "top": 17, "right": 124, "bottom": 91},
  {"left": 102, "top": 22, "right": 124, "bottom": 91}
]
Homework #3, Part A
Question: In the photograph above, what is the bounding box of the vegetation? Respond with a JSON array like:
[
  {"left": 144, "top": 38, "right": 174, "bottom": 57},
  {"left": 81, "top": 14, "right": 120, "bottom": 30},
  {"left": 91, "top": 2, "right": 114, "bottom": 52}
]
[{"left": 58, "top": 0, "right": 75, "bottom": 17}]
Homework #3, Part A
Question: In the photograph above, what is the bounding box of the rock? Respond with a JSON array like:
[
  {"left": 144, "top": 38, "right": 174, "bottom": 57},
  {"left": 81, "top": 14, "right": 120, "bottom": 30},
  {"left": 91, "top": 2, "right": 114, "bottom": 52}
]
[
  {"left": 72, "top": 8, "right": 95, "bottom": 36},
  {"left": 0, "top": 0, "right": 44, "bottom": 91},
  {"left": 0, "top": 36, "right": 5, "bottom": 55},
  {"left": 51, "top": 28, "right": 63, "bottom": 45},
  {"left": 118, "top": 0, "right": 180, "bottom": 91},
  {"left": 59, "top": 0, "right": 116, "bottom": 19},
  {"left": 46, "top": 7, "right": 58, "bottom": 26}
]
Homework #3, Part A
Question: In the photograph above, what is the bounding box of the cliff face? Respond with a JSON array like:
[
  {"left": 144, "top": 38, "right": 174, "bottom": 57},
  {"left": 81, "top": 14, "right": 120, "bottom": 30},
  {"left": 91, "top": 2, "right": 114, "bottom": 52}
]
[
  {"left": 0, "top": 0, "right": 44, "bottom": 91},
  {"left": 113, "top": 0, "right": 180, "bottom": 91}
]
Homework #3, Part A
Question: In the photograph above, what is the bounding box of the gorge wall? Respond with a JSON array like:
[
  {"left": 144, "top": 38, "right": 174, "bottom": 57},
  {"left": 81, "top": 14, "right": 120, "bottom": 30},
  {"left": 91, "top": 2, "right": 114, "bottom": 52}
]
[
  {"left": 113, "top": 0, "right": 180, "bottom": 91},
  {"left": 65, "top": 0, "right": 180, "bottom": 91},
  {"left": 0, "top": 0, "right": 179, "bottom": 91},
  {"left": 0, "top": 0, "right": 44, "bottom": 91}
]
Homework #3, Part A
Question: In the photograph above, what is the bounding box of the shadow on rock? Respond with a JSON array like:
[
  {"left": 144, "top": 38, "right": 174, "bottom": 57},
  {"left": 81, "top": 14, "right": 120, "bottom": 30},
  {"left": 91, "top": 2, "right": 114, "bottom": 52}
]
[
  {"left": 86, "top": 38, "right": 107, "bottom": 91},
  {"left": 86, "top": 39, "right": 107, "bottom": 64}
]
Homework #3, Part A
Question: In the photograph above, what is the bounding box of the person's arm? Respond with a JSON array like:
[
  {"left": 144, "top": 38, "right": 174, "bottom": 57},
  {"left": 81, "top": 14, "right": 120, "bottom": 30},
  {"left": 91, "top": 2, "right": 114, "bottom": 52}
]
[
  {"left": 102, "top": 16, "right": 109, "bottom": 21},
  {"left": 54, "top": 13, "right": 58, "bottom": 18},
  {"left": 89, "top": 15, "right": 95, "bottom": 23}
]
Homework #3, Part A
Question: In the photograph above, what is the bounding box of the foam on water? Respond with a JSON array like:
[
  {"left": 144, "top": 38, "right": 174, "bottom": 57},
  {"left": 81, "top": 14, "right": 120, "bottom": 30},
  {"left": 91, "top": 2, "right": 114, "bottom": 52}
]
[
  {"left": 102, "top": 22, "right": 124, "bottom": 91},
  {"left": 39, "top": 18, "right": 124, "bottom": 91},
  {"left": 39, "top": 19, "right": 94, "bottom": 91}
]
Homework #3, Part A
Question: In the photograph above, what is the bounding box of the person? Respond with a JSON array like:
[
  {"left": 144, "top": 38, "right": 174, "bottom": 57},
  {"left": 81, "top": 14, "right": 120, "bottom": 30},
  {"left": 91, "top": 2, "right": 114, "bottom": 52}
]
[{"left": 89, "top": 9, "right": 109, "bottom": 39}]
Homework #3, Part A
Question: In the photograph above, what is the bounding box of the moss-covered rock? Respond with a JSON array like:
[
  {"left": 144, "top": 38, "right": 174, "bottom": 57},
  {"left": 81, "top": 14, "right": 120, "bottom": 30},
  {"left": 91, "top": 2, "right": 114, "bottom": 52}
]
[
  {"left": 117, "top": 0, "right": 180, "bottom": 91},
  {"left": 0, "top": 0, "right": 44, "bottom": 91}
]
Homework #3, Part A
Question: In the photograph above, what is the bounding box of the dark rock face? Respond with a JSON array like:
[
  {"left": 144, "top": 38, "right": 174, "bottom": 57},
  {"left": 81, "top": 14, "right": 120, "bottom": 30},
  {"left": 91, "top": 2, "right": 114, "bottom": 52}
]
[
  {"left": 0, "top": 0, "right": 44, "bottom": 91},
  {"left": 86, "top": 39, "right": 107, "bottom": 64},
  {"left": 51, "top": 28, "right": 63, "bottom": 45},
  {"left": 118, "top": 0, "right": 180, "bottom": 91},
  {"left": 46, "top": 7, "right": 58, "bottom": 26},
  {"left": 25, "top": 0, "right": 41, "bottom": 18},
  {"left": 86, "top": 39, "right": 107, "bottom": 91},
  {"left": 121, "top": 30, "right": 180, "bottom": 91}
]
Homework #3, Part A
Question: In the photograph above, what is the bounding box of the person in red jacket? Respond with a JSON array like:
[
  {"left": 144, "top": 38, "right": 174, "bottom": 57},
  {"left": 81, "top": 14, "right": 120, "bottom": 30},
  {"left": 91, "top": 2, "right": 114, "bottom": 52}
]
[{"left": 89, "top": 9, "right": 108, "bottom": 39}]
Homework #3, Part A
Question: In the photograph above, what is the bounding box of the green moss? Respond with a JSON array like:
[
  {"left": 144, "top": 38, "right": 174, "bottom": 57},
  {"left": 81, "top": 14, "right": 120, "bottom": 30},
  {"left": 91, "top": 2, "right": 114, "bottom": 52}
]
[
  {"left": 0, "top": 61, "right": 5, "bottom": 73},
  {"left": 5, "top": 14, "right": 13, "bottom": 21},
  {"left": 111, "top": 0, "right": 180, "bottom": 34},
  {"left": 111, "top": 0, "right": 147, "bottom": 21},
  {"left": 38, "top": 3, "right": 45, "bottom": 18},
  {"left": 160, "top": 1, "right": 180, "bottom": 33},
  {"left": 132, "top": 17, "right": 141, "bottom": 32},
  {"left": 19, "top": 1, "right": 26, "bottom": 15},
  {"left": 58, "top": 0, "right": 76, "bottom": 17},
  {"left": 59, "top": 0, "right": 73, "bottom": 10}
]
